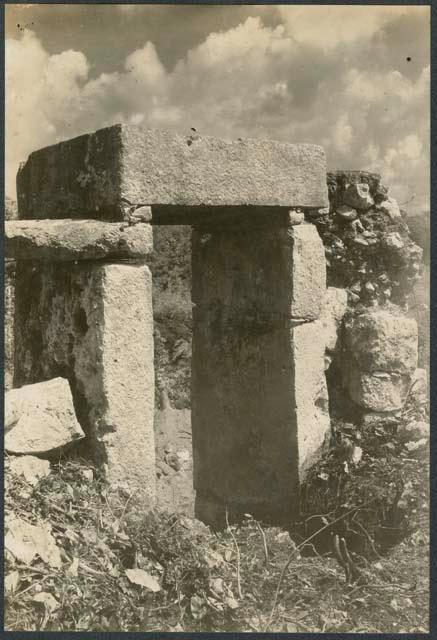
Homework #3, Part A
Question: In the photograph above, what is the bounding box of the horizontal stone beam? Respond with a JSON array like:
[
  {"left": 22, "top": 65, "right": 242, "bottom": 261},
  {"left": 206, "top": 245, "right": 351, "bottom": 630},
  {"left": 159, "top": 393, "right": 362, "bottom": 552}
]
[
  {"left": 5, "top": 219, "right": 152, "bottom": 261},
  {"left": 17, "top": 125, "right": 329, "bottom": 221}
]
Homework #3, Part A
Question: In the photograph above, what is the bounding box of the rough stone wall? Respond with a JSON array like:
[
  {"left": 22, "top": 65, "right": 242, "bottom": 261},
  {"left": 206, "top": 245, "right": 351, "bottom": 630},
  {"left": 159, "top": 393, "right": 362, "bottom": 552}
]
[{"left": 307, "top": 171, "right": 422, "bottom": 308}]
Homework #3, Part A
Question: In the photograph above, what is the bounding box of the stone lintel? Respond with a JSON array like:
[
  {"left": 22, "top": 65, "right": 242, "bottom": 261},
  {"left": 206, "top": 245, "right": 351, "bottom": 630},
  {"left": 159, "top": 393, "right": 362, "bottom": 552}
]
[
  {"left": 5, "top": 219, "right": 152, "bottom": 262},
  {"left": 17, "top": 124, "right": 329, "bottom": 221}
]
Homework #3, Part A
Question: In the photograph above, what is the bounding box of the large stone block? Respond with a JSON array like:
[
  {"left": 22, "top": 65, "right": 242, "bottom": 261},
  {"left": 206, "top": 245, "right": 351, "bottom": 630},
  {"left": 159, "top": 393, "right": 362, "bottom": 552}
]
[
  {"left": 5, "top": 219, "right": 152, "bottom": 261},
  {"left": 344, "top": 309, "right": 418, "bottom": 411},
  {"left": 17, "top": 125, "right": 328, "bottom": 221},
  {"left": 191, "top": 221, "right": 326, "bottom": 321},
  {"left": 344, "top": 309, "right": 418, "bottom": 375},
  {"left": 191, "top": 219, "right": 328, "bottom": 525},
  {"left": 13, "top": 262, "right": 155, "bottom": 498}
]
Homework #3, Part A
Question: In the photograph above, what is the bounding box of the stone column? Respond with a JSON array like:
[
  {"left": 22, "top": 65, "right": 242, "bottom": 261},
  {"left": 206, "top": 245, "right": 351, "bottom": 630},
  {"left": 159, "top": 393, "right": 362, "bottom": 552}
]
[
  {"left": 191, "top": 216, "right": 328, "bottom": 526},
  {"left": 11, "top": 222, "right": 155, "bottom": 500}
]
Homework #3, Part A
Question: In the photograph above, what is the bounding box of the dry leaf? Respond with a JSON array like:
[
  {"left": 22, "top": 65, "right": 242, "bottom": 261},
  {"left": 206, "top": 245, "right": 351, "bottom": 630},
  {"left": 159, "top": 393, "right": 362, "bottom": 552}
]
[
  {"left": 224, "top": 549, "right": 233, "bottom": 562},
  {"left": 67, "top": 556, "right": 79, "bottom": 577},
  {"left": 33, "top": 592, "right": 60, "bottom": 612},
  {"left": 4, "top": 571, "right": 19, "bottom": 594},
  {"left": 206, "top": 549, "right": 224, "bottom": 568},
  {"left": 5, "top": 518, "right": 62, "bottom": 568},
  {"left": 226, "top": 595, "right": 239, "bottom": 610},
  {"left": 190, "top": 594, "right": 208, "bottom": 620},
  {"left": 125, "top": 568, "right": 161, "bottom": 592}
]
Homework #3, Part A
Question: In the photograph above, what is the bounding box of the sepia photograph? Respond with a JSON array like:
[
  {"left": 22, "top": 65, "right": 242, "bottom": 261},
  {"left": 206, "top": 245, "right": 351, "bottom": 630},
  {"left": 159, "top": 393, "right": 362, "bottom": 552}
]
[{"left": 4, "top": 3, "right": 430, "bottom": 633}]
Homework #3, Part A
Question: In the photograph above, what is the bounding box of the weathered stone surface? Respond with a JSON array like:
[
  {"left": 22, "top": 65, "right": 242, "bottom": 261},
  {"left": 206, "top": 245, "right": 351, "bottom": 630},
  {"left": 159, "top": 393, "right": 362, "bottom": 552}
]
[
  {"left": 343, "top": 182, "right": 374, "bottom": 211},
  {"left": 9, "top": 455, "right": 51, "bottom": 486},
  {"left": 344, "top": 309, "right": 418, "bottom": 375},
  {"left": 397, "top": 420, "right": 429, "bottom": 443},
  {"left": 5, "top": 378, "right": 85, "bottom": 454},
  {"left": 344, "top": 309, "right": 418, "bottom": 411},
  {"left": 288, "top": 209, "right": 305, "bottom": 225},
  {"left": 348, "top": 371, "right": 413, "bottom": 412},
  {"left": 377, "top": 197, "right": 401, "bottom": 220},
  {"left": 13, "top": 262, "right": 155, "bottom": 498},
  {"left": 5, "top": 219, "right": 152, "bottom": 261},
  {"left": 290, "top": 224, "right": 326, "bottom": 320},
  {"left": 361, "top": 410, "right": 401, "bottom": 427},
  {"left": 292, "top": 320, "right": 330, "bottom": 477},
  {"left": 17, "top": 125, "right": 328, "bottom": 221},
  {"left": 191, "top": 219, "right": 328, "bottom": 525},
  {"left": 320, "top": 287, "right": 348, "bottom": 353},
  {"left": 191, "top": 221, "right": 325, "bottom": 321},
  {"left": 408, "top": 368, "right": 428, "bottom": 404}
]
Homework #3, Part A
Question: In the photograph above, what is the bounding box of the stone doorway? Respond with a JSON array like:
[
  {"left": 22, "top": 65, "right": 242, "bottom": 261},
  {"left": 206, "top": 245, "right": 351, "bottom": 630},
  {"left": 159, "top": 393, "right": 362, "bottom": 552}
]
[{"left": 11, "top": 124, "right": 331, "bottom": 527}]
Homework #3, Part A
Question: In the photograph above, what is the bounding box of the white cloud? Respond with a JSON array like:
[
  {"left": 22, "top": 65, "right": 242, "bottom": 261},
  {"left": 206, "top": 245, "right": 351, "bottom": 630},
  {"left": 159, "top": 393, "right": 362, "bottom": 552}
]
[
  {"left": 332, "top": 114, "right": 353, "bottom": 154},
  {"left": 277, "top": 6, "right": 397, "bottom": 51},
  {"left": 5, "top": 11, "right": 430, "bottom": 213}
]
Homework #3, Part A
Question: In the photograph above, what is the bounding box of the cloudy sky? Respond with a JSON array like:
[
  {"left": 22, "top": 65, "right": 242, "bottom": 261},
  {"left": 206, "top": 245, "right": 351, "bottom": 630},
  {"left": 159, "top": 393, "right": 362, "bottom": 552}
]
[{"left": 6, "top": 4, "right": 430, "bottom": 212}]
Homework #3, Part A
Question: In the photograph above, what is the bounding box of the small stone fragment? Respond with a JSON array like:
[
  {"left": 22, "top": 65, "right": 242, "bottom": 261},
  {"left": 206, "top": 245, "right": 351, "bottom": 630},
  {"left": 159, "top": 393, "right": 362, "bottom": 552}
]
[
  {"left": 343, "top": 183, "right": 374, "bottom": 211},
  {"left": 81, "top": 469, "right": 94, "bottom": 482},
  {"left": 377, "top": 197, "right": 401, "bottom": 220},
  {"left": 336, "top": 205, "right": 357, "bottom": 221},
  {"left": 5, "top": 378, "right": 85, "bottom": 455},
  {"left": 350, "top": 445, "right": 363, "bottom": 464},
  {"left": 382, "top": 231, "right": 405, "bottom": 252},
  {"left": 397, "top": 420, "right": 429, "bottom": 443},
  {"left": 288, "top": 210, "right": 305, "bottom": 225},
  {"left": 128, "top": 205, "right": 152, "bottom": 223},
  {"left": 9, "top": 455, "right": 51, "bottom": 486},
  {"left": 404, "top": 439, "right": 428, "bottom": 453},
  {"left": 33, "top": 592, "right": 60, "bottom": 613},
  {"left": 353, "top": 236, "right": 368, "bottom": 246},
  {"left": 156, "top": 460, "right": 173, "bottom": 476}
]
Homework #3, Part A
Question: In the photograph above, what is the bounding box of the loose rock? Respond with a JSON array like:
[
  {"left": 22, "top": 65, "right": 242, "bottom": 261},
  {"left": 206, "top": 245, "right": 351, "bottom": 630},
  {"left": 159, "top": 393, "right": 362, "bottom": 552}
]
[
  {"left": 377, "top": 197, "right": 402, "bottom": 220},
  {"left": 5, "top": 378, "right": 85, "bottom": 455},
  {"left": 343, "top": 183, "right": 374, "bottom": 211},
  {"left": 9, "top": 456, "right": 51, "bottom": 486},
  {"left": 336, "top": 205, "right": 357, "bottom": 221}
]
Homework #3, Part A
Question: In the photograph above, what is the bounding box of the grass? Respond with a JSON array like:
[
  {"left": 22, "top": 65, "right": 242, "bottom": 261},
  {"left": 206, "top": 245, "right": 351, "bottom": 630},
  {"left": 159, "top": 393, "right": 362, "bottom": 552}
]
[{"left": 5, "top": 399, "right": 429, "bottom": 633}]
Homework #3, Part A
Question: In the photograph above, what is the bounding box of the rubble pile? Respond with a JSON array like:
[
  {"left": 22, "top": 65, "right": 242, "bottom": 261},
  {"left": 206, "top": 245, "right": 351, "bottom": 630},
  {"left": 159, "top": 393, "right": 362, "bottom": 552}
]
[{"left": 306, "top": 171, "right": 423, "bottom": 309}]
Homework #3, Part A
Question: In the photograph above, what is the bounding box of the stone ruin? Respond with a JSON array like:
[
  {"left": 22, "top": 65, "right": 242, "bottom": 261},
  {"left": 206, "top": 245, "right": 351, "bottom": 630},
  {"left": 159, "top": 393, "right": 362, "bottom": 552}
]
[{"left": 4, "top": 124, "right": 424, "bottom": 527}]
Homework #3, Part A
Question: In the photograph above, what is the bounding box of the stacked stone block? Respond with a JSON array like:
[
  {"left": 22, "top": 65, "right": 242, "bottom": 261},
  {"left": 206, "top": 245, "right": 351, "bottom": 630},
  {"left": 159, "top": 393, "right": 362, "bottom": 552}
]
[
  {"left": 191, "top": 217, "right": 330, "bottom": 525},
  {"left": 12, "top": 124, "right": 331, "bottom": 519}
]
